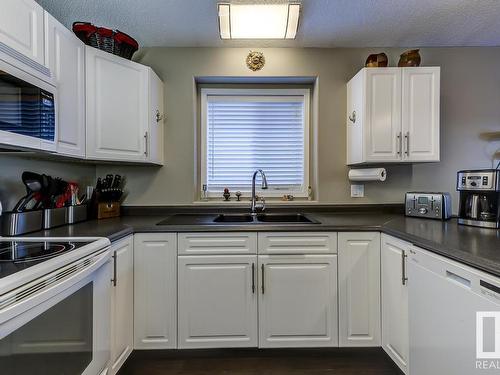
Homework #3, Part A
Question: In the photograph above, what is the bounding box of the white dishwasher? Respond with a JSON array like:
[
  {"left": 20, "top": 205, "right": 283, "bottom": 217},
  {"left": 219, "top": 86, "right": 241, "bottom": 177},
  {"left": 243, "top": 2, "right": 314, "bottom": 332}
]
[{"left": 408, "top": 247, "right": 500, "bottom": 375}]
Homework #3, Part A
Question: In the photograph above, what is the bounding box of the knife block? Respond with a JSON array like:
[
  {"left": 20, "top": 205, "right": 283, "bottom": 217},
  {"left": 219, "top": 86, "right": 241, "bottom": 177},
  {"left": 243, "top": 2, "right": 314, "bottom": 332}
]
[{"left": 97, "top": 202, "right": 121, "bottom": 219}]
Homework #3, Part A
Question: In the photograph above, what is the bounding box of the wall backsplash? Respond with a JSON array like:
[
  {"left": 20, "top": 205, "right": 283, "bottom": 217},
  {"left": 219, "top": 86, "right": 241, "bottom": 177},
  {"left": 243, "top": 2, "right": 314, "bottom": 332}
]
[
  {"left": 96, "top": 47, "right": 499, "bottom": 212},
  {"left": 0, "top": 47, "right": 498, "bottom": 213},
  {"left": 0, "top": 155, "right": 96, "bottom": 211}
]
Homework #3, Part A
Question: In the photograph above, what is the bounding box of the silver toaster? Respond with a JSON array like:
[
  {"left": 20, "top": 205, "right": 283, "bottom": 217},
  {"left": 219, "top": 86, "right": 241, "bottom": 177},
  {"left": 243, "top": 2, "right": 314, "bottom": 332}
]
[{"left": 405, "top": 192, "right": 452, "bottom": 220}]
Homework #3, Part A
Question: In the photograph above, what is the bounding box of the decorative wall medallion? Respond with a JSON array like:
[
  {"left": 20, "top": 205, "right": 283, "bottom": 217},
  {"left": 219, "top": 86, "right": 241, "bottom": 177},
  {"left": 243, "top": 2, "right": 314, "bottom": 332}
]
[{"left": 246, "top": 51, "right": 265, "bottom": 71}]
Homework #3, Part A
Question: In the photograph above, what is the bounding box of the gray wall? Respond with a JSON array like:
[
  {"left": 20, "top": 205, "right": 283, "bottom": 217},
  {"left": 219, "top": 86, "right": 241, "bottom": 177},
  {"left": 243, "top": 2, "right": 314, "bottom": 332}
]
[
  {"left": 1, "top": 47, "right": 497, "bottom": 211},
  {"left": 97, "top": 47, "right": 500, "bottom": 208}
]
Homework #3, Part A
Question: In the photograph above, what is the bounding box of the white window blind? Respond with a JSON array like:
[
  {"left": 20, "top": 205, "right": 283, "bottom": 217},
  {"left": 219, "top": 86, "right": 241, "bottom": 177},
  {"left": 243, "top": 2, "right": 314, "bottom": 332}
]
[{"left": 201, "top": 89, "right": 309, "bottom": 197}]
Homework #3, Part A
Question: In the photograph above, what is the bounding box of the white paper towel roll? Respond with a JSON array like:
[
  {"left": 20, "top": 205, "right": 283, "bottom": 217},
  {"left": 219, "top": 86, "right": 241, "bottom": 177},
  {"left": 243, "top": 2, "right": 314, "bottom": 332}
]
[{"left": 348, "top": 168, "right": 387, "bottom": 182}]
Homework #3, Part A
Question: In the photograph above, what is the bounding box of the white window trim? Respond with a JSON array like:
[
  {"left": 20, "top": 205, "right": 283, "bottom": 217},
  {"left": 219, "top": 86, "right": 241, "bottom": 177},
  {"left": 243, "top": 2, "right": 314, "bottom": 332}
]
[{"left": 200, "top": 88, "right": 310, "bottom": 198}]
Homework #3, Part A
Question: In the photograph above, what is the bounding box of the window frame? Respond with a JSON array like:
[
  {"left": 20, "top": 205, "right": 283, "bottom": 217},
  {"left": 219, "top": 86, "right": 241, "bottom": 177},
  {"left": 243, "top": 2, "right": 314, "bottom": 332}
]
[{"left": 200, "top": 87, "right": 310, "bottom": 199}]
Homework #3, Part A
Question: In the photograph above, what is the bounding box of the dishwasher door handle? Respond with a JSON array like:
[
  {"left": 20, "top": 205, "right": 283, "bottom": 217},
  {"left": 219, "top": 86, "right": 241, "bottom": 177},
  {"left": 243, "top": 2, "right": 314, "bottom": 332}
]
[{"left": 402, "top": 250, "right": 408, "bottom": 285}]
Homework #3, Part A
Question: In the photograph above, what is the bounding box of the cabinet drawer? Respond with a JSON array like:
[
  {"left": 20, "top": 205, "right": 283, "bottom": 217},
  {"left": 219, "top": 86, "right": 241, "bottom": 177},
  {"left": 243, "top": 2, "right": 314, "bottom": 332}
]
[
  {"left": 258, "top": 232, "right": 337, "bottom": 255},
  {"left": 178, "top": 233, "right": 257, "bottom": 255}
]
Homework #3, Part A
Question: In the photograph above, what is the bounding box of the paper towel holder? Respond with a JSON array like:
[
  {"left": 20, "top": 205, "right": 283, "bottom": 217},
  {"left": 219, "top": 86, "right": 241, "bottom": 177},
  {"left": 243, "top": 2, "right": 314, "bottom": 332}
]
[{"left": 348, "top": 167, "right": 387, "bottom": 182}]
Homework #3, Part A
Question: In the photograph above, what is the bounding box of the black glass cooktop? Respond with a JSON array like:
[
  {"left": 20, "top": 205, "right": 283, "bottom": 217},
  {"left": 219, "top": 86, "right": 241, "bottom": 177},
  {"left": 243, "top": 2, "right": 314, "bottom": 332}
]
[{"left": 0, "top": 241, "right": 89, "bottom": 279}]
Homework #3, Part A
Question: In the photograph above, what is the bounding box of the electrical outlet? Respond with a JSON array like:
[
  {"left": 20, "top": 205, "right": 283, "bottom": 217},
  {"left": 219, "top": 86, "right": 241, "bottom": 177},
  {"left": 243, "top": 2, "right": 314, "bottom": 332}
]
[{"left": 351, "top": 184, "right": 365, "bottom": 198}]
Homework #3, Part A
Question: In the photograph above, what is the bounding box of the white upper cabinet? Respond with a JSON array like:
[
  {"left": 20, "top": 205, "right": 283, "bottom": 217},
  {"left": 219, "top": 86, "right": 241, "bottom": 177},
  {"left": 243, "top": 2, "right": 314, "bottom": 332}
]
[
  {"left": 365, "top": 68, "right": 402, "bottom": 162},
  {"left": 0, "top": 0, "right": 47, "bottom": 75},
  {"left": 147, "top": 69, "right": 165, "bottom": 165},
  {"left": 347, "top": 67, "right": 440, "bottom": 165},
  {"left": 85, "top": 46, "right": 148, "bottom": 162},
  {"left": 401, "top": 67, "right": 440, "bottom": 162},
  {"left": 338, "top": 232, "right": 381, "bottom": 347},
  {"left": 85, "top": 46, "right": 165, "bottom": 164},
  {"left": 45, "top": 13, "right": 86, "bottom": 158}
]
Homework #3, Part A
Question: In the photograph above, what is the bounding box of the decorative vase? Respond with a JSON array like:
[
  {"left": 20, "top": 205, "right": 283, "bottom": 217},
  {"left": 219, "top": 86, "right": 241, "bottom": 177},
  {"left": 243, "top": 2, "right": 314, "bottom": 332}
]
[
  {"left": 365, "top": 53, "right": 388, "bottom": 68},
  {"left": 398, "top": 49, "right": 421, "bottom": 67}
]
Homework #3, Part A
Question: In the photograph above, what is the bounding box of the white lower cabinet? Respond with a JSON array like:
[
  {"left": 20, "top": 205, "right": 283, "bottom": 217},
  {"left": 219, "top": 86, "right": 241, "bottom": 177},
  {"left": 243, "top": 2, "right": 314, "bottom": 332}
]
[
  {"left": 134, "top": 233, "right": 177, "bottom": 349},
  {"left": 110, "top": 236, "right": 134, "bottom": 375},
  {"left": 258, "top": 255, "right": 338, "bottom": 348},
  {"left": 177, "top": 255, "right": 258, "bottom": 348},
  {"left": 381, "top": 234, "right": 409, "bottom": 374},
  {"left": 338, "top": 232, "right": 381, "bottom": 347}
]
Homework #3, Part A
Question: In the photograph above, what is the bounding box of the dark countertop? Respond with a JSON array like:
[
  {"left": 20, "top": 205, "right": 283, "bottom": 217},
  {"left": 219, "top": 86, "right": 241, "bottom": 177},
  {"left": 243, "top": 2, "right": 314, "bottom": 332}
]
[{"left": 28, "top": 211, "right": 500, "bottom": 278}]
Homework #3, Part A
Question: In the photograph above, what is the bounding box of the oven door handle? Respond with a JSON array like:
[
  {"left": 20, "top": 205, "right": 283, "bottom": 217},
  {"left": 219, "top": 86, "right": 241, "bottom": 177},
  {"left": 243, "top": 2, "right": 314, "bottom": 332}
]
[{"left": 0, "top": 248, "right": 111, "bottom": 325}]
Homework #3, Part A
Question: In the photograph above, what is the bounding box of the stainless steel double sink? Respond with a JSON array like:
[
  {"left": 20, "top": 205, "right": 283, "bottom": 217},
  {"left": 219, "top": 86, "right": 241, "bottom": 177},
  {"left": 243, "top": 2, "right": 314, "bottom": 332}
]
[
  {"left": 213, "top": 213, "right": 317, "bottom": 224},
  {"left": 157, "top": 213, "right": 319, "bottom": 225}
]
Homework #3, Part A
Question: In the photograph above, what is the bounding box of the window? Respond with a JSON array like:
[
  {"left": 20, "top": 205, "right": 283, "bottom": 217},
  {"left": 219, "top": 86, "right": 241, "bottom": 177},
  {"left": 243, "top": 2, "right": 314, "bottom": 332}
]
[{"left": 201, "top": 88, "right": 310, "bottom": 198}]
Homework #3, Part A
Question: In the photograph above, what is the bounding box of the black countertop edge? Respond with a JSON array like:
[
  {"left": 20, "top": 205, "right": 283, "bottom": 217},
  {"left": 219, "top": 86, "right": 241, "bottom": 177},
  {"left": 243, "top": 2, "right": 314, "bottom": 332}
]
[
  {"left": 121, "top": 204, "right": 405, "bottom": 216},
  {"left": 380, "top": 227, "right": 499, "bottom": 277},
  {"left": 115, "top": 223, "right": 500, "bottom": 278}
]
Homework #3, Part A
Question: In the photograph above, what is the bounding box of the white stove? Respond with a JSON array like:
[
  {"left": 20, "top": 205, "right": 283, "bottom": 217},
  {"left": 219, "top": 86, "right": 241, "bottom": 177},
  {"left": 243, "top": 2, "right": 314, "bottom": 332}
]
[{"left": 0, "top": 237, "right": 112, "bottom": 375}]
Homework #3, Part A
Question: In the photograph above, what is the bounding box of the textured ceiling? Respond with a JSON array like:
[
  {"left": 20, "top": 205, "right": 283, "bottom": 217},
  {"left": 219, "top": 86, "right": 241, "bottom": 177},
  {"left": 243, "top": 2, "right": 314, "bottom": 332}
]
[{"left": 36, "top": 0, "right": 500, "bottom": 47}]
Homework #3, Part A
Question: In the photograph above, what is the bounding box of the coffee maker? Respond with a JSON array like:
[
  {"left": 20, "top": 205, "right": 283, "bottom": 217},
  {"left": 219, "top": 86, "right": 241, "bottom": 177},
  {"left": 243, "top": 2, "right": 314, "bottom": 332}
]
[{"left": 457, "top": 169, "right": 499, "bottom": 229}]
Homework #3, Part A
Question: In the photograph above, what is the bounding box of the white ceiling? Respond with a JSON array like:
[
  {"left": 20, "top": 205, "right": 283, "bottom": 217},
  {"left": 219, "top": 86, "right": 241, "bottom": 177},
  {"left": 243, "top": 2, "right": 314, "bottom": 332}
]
[{"left": 36, "top": 0, "right": 500, "bottom": 48}]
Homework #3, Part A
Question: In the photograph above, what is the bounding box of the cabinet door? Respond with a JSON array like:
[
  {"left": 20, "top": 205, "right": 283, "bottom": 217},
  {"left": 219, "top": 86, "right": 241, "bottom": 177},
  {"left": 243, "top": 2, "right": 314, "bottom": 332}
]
[
  {"left": 45, "top": 14, "right": 86, "bottom": 158},
  {"left": 134, "top": 233, "right": 177, "bottom": 349},
  {"left": 365, "top": 68, "right": 402, "bottom": 162},
  {"left": 258, "top": 255, "right": 338, "bottom": 348},
  {"left": 178, "top": 255, "right": 257, "bottom": 348},
  {"left": 110, "top": 236, "right": 133, "bottom": 375},
  {"left": 338, "top": 232, "right": 381, "bottom": 347},
  {"left": 381, "top": 234, "right": 409, "bottom": 374},
  {"left": 147, "top": 69, "right": 164, "bottom": 165},
  {"left": 346, "top": 70, "right": 365, "bottom": 165},
  {"left": 402, "top": 67, "right": 440, "bottom": 162},
  {"left": 0, "top": 0, "right": 44, "bottom": 66},
  {"left": 86, "top": 46, "right": 148, "bottom": 162}
]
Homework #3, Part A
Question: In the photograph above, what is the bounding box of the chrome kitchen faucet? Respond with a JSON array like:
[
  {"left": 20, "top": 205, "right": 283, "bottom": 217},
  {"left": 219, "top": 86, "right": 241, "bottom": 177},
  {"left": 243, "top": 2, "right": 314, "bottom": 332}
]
[{"left": 251, "top": 169, "right": 268, "bottom": 215}]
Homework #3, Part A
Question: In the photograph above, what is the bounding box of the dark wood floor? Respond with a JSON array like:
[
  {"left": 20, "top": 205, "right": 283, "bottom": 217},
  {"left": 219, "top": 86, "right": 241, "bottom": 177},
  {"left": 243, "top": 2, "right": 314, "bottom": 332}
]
[{"left": 118, "top": 348, "right": 403, "bottom": 375}]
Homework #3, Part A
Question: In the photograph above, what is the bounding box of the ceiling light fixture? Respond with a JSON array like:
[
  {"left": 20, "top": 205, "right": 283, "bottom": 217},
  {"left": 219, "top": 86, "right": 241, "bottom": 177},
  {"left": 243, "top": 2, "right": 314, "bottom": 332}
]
[{"left": 218, "top": 3, "right": 300, "bottom": 40}]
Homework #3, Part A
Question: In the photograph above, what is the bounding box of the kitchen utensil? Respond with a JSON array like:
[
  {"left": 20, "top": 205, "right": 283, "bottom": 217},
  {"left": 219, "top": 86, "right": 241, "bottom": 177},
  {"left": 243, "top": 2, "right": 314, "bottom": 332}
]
[
  {"left": 43, "top": 207, "right": 68, "bottom": 229},
  {"left": 13, "top": 172, "right": 44, "bottom": 212},
  {"left": 1, "top": 210, "right": 43, "bottom": 235},
  {"left": 67, "top": 204, "right": 88, "bottom": 224},
  {"left": 105, "top": 174, "right": 114, "bottom": 189},
  {"left": 96, "top": 177, "right": 103, "bottom": 191},
  {"left": 111, "top": 175, "right": 122, "bottom": 189}
]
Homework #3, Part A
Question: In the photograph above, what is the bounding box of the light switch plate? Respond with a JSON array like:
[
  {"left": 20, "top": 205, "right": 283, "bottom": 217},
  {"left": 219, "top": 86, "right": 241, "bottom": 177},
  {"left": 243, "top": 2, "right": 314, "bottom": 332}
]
[{"left": 351, "top": 184, "right": 364, "bottom": 198}]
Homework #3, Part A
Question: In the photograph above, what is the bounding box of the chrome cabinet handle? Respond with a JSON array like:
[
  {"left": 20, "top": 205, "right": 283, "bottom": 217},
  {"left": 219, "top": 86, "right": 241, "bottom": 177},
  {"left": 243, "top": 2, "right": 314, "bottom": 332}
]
[
  {"left": 404, "top": 132, "right": 410, "bottom": 156},
  {"left": 397, "top": 132, "right": 402, "bottom": 156},
  {"left": 261, "top": 264, "right": 265, "bottom": 294},
  {"left": 155, "top": 110, "right": 163, "bottom": 123},
  {"left": 111, "top": 251, "right": 117, "bottom": 287},
  {"left": 402, "top": 250, "right": 408, "bottom": 285},
  {"left": 144, "top": 131, "right": 148, "bottom": 156},
  {"left": 251, "top": 263, "right": 255, "bottom": 294},
  {"left": 348, "top": 111, "right": 356, "bottom": 124}
]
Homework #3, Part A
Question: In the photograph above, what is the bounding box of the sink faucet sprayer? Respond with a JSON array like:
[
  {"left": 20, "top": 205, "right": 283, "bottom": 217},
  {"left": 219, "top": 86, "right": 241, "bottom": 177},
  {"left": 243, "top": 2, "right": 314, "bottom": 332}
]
[{"left": 251, "top": 169, "right": 268, "bottom": 216}]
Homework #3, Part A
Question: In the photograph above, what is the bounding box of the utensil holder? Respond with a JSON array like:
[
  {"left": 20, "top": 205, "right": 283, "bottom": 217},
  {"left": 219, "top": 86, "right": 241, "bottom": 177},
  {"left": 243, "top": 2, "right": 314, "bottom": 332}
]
[
  {"left": 1, "top": 210, "right": 43, "bottom": 236},
  {"left": 67, "top": 204, "right": 88, "bottom": 224},
  {"left": 43, "top": 207, "right": 68, "bottom": 229}
]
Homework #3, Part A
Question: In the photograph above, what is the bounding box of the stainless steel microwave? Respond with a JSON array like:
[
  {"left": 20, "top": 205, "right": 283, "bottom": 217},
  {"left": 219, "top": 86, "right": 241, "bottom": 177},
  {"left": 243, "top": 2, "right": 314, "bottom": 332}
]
[{"left": 0, "top": 58, "right": 57, "bottom": 152}]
